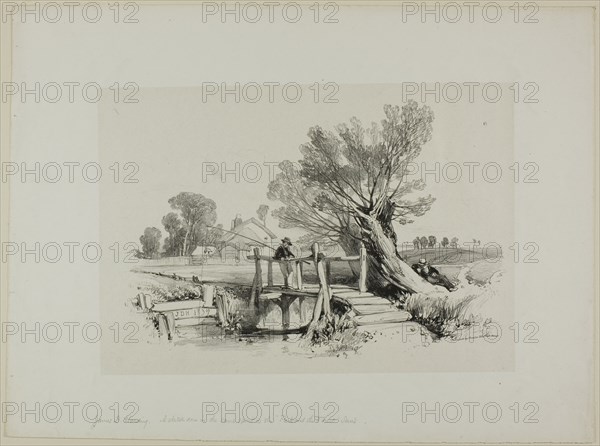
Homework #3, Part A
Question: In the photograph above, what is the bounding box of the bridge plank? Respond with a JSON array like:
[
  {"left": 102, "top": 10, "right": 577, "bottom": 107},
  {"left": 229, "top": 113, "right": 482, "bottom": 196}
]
[
  {"left": 332, "top": 291, "right": 374, "bottom": 298},
  {"left": 355, "top": 311, "right": 412, "bottom": 325},
  {"left": 261, "top": 287, "right": 319, "bottom": 297},
  {"left": 352, "top": 304, "right": 396, "bottom": 315},
  {"left": 342, "top": 296, "right": 390, "bottom": 305},
  {"left": 258, "top": 292, "right": 284, "bottom": 300}
]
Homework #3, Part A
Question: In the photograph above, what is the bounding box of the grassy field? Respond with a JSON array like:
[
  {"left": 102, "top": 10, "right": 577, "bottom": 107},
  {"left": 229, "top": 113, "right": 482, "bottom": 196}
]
[
  {"left": 133, "top": 247, "right": 500, "bottom": 287},
  {"left": 133, "top": 261, "right": 258, "bottom": 285},
  {"left": 400, "top": 247, "right": 497, "bottom": 265}
]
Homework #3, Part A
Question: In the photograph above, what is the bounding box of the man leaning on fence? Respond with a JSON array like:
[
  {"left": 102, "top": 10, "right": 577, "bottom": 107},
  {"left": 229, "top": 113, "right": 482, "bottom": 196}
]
[{"left": 274, "top": 237, "right": 295, "bottom": 289}]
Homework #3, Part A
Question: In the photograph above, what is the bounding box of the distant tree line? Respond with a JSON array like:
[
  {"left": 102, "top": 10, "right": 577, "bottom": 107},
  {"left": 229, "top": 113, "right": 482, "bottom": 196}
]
[
  {"left": 138, "top": 199, "right": 273, "bottom": 259},
  {"left": 412, "top": 236, "right": 459, "bottom": 249},
  {"left": 137, "top": 192, "right": 223, "bottom": 258}
]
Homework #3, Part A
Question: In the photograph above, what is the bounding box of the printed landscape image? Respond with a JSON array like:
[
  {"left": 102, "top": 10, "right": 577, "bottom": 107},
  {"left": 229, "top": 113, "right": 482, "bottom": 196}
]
[{"left": 99, "top": 86, "right": 514, "bottom": 373}]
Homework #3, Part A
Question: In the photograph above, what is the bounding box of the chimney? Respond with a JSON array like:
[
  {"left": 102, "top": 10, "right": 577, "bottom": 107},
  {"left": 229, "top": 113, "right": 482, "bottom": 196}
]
[{"left": 233, "top": 214, "right": 243, "bottom": 229}]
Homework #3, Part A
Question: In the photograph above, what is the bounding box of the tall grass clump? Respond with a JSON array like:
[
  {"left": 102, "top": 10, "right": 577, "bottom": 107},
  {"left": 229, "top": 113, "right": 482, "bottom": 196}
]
[
  {"left": 304, "top": 311, "right": 371, "bottom": 356},
  {"left": 404, "top": 292, "right": 479, "bottom": 338},
  {"left": 404, "top": 267, "right": 502, "bottom": 339},
  {"left": 214, "top": 285, "right": 253, "bottom": 332}
]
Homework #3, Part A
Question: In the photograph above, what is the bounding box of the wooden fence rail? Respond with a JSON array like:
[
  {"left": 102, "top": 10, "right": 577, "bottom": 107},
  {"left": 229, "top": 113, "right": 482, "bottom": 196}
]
[{"left": 247, "top": 242, "right": 368, "bottom": 305}]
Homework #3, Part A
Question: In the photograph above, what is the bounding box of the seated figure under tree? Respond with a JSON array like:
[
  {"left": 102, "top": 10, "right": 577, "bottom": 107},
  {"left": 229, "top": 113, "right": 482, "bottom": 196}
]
[{"left": 411, "top": 259, "right": 457, "bottom": 292}]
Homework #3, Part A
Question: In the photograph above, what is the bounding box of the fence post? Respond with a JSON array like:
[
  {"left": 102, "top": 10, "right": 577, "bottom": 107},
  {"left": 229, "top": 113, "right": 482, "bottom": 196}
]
[
  {"left": 359, "top": 243, "right": 367, "bottom": 293},
  {"left": 310, "top": 243, "right": 331, "bottom": 324},
  {"left": 157, "top": 313, "right": 172, "bottom": 341},
  {"left": 267, "top": 260, "right": 273, "bottom": 287},
  {"left": 202, "top": 284, "right": 215, "bottom": 307},
  {"left": 250, "top": 247, "right": 262, "bottom": 308},
  {"left": 166, "top": 312, "right": 176, "bottom": 337},
  {"left": 298, "top": 296, "right": 305, "bottom": 325},
  {"left": 215, "top": 292, "right": 226, "bottom": 325},
  {"left": 295, "top": 260, "right": 303, "bottom": 290},
  {"left": 138, "top": 293, "right": 150, "bottom": 310}
]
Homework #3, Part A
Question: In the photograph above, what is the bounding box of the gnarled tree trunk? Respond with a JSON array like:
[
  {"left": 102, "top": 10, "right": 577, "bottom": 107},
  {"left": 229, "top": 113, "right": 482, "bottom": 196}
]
[{"left": 355, "top": 210, "right": 437, "bottom": 295}]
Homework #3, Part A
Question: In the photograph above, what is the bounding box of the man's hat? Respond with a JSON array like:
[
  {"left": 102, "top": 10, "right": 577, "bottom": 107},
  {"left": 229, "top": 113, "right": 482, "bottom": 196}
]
[
  {"left": 418, "top": 258, "right": 428, "bottom": 265},
  {"left": 281, "top": 237, "right": 293, "bottom": 245}
]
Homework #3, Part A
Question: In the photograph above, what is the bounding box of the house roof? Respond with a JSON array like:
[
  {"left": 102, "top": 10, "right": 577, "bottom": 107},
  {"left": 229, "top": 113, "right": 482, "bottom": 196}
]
[{"left": 224, "top": 217, "right": 278, "bottom": 242}]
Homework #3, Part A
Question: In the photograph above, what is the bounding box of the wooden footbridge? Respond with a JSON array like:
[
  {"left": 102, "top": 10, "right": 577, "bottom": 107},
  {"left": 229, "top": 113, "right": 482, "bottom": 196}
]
[
  {"left": 247, "top": 243, "right": 411, "bottom": 329},
  {"left": 135, "top": 242, "right": 411, "bottom": 340}
]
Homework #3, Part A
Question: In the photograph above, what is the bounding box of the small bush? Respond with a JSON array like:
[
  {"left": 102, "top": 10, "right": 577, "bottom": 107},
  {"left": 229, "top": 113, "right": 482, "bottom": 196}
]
[
  {"left": 214, "top": 286, "right": 247, "bottom": 332},
  {"left": 145, "top": 283, "right": 202, "bottom": 302},
  {"left": 404, "top": 292, "right": 479, "bottom": 338},
  {"left": 307, "top": 312, "right": 370, "bottom": 355}
]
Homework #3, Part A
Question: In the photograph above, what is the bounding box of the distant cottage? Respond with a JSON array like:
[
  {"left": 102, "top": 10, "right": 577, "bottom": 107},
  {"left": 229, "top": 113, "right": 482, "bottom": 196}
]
[{"left": 221, "top": 214, "right": 278, "bottom": 261}]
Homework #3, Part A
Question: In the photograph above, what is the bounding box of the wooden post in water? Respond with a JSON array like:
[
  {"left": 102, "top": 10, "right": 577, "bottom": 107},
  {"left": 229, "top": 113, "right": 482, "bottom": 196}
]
[
  {"left": 250, "top": 247, "right": 262, "bottom": 308},
  {"left": 267, "top": 260, "right": 273, "bottom": 287},
  {"left": 157, "top": 313, "right": 172, "bottom": 341},
  {"left": 298, "top": 296, "right": 305, "bottom": 325},
  {"left": 215, "top": 293, "right": 226, "bottom": 325},
  {"left": 309, "top": 243, "right": 331, "bottom": 325},
  {"left": 166, "top": 312, "right": 176, "bottom": 337},
  {"left": 359, "top": 242, "right": 367, "bottom": 293},
  {"left": 325, "top": 261, "right": 331, "bottom": 284},
  {"left": 280, "top": 296, "right": 293, "bottom": 333}
]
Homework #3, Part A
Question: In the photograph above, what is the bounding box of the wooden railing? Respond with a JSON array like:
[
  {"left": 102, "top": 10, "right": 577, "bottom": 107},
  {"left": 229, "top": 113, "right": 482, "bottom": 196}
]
[{"left": 247, "top": 242, "right": 367, "bottom": 305}]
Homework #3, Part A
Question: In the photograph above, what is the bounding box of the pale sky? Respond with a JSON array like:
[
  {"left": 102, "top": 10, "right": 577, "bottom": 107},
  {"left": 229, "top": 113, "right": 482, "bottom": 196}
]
[{"left": 99, "top": 84, "right": 514, "bottom": 247}]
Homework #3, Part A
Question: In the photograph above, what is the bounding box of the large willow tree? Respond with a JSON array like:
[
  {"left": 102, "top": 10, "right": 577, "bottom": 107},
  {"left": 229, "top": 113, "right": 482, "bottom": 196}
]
[{"left": 268, "top": 101, "right": 437, "bottom": 294}]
